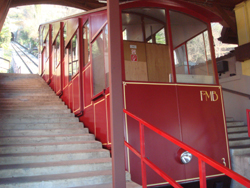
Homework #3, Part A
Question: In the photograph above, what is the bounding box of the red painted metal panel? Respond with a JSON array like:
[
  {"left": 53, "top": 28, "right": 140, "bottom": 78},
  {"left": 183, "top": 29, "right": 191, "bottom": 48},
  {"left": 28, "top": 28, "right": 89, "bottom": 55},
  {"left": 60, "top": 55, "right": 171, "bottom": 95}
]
[
  {"left": 94, "top": 98, "right": 108, "bottom": 144},
  {"left": 79, "top": 105, "right": 95, "bottom": 134},
  {"left": 106, "top": 94, "right": 111, "bottom": 145},
  {"left": 83, "top": 66, "right": 92, "bottom": 108},
  {"left": 72, "top": 74, "right": 81, "bottom": 114},
  {"left": 176, "top": 85, "right": 230, "bottom": 179},
  {"left": 124, "top": 83, "right": 185, "bottom": 185},
  {"left": 90, "top": 11, "right": 107, "bottom": 40},
  {"left": 56, "top": 64, "right": 61, "bottom": 95},
  {"left": 69, "top": 83, "right": 73, "bottom": 110},
  {"left": 63, "top": 86, "right": 70, "bottom": 107},
  {"left": 124, "top": 109, "right": 250, "bottom": 188}
]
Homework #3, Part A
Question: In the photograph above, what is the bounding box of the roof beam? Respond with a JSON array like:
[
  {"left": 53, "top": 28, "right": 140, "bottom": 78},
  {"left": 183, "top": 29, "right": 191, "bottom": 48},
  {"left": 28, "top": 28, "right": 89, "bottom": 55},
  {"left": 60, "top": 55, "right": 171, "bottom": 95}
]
[{"left": 214, "top": 4, "right": 237, "bottom": 34}]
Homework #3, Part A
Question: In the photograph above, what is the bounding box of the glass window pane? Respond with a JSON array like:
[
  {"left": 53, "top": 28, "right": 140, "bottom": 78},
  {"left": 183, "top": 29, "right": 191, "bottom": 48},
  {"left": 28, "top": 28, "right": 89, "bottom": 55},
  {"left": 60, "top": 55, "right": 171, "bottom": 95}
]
[
  {"left": 170, "top": 11, "right": 207, "bottom": 49},
  {"left": 174, "top": 44, "right": 189, "bottom": 75},
  {"left": 122, "top": 13, "right": 143, "bottom": 42},
  {"left": 72, "top": 34, "right": 78, "bottom": 75},
  {"left": 56, "top": 33, "right": 60, "bottom": 67},
  {"left": 68, "top": 44, "right": 72, "bottom": 81},
  {"left": 92, "top": 33, "right": 105, "bottom": 95},
  {"left": 104, "top": 25, "right": 109, "bottom": 88},
  {"left": 83, "top": 21, "right": 90, "bottom": 66},
  {"left": 122, "top": 8, "right": 171, "bottom": 83},
  {"left": 64, "top": 23, "right": 67, "bottom": 47},
  {"left": 170, "top": 10, "right": 215, "bottom": 84},
  {"left": 53, "top": 45, "right": 56, "bottom": 70}
]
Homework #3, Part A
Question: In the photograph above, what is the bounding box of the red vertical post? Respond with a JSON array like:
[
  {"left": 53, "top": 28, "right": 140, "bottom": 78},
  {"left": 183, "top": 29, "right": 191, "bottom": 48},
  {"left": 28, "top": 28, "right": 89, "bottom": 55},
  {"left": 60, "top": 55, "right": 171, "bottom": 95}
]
[
  {"left": 246, "top": 109, "right": 250, "bottom": 137},
  {"left": 199, "top": 159, "right": 207, "bottom": 188},
  {"left": 107, "top": 0, "right": 126, "bottom": 187},
  {"left": 140, "top": 123, "right": 147, "bottom": 187},
  {"left": 166, "top": 10, "right": 177, "bottom": 83}
]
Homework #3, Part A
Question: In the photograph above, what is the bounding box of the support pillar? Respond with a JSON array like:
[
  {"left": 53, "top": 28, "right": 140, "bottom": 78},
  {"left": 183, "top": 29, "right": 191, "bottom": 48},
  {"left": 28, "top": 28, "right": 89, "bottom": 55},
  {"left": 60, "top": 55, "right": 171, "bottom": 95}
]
[{"left": 107, "top": 0, "right": 126, "bottom": 187}]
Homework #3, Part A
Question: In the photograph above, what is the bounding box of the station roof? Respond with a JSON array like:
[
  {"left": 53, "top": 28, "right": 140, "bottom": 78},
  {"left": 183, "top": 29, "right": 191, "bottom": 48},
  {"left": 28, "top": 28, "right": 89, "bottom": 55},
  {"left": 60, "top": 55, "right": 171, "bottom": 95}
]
[{"left": 1, "top": 0, "right": 244, "bottom": 43}]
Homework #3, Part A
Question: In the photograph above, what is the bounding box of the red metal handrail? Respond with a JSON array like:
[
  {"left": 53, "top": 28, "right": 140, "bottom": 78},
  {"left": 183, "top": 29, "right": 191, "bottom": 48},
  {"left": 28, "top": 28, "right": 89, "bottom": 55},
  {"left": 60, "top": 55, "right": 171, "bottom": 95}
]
[
  {"left": 124, "top": 109, "right": 250, "bottom": 188},
  {"left": 247, "top": 109, "right": 250, "bottom": 137}
]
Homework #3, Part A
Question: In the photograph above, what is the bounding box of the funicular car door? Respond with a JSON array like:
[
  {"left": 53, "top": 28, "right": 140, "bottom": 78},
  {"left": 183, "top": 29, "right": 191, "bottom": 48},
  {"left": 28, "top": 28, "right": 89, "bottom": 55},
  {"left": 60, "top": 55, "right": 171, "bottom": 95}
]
[{"left": 121, "top": 4, "right": 230, "bottom": 187}]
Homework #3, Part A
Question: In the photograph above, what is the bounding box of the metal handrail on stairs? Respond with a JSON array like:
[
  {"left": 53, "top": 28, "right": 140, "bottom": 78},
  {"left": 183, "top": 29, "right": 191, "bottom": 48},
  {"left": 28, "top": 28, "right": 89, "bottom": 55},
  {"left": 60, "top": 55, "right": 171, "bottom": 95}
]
[
  {"left": 222, "top": 87, "right": 250, "bottom": 99},
  {"left": 123, "top": 109, "right": 250, "bottom": 188}
]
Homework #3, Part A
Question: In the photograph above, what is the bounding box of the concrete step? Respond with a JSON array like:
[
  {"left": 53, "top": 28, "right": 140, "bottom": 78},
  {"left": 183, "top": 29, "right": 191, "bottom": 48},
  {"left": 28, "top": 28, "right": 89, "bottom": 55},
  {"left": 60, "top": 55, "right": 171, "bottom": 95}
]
[
  {"left": 0, "top": 122, "right": 83, "bottom": 130},
  {"left": 226, "top": 117, "right": 234, "bottom": 122},
  {"left": 0, "top": 158, "right": 112, "bottom": 178},
  {"left": 230, "top": 146, "right": 250, "bottom": 155},
  {"left": 227, "top": 126, "right": 248, "bottom": 133},
  {"left": 0, "top": 134, "right": 95, "bottom": 144},
  {"left": 227, "top": 121, "right": 245, "bottom": 128},
  {"left": 0, "top": 105, "right": 68, "bottom": 110},
  {"left": 0, "top": 97, "right": 61, "bottom": 102},
  {"left": 0, "top": 108, "right": 71, "bottom": 114},
  {"left": 0, "top": 93, "right": 56, "bottom": 98},
  {"left": 227, "top": 121, "right": 245, "bottom": 127},
  {"left": 229, "top": 138, "right": 250, "bottom": 147},
  {"left": 0, "top": 149, "right": 110, "bottom": 165},
  {"left": 0, "top": 88, "right": 52, "bottom": 91},
  {"left": 0, "top": 100, "right": 62, "bottom": 104},
  {"left": 74, "top": 182, "right": 142, "bottom": 188},
  {"left": 0, "top": 170, "right": 113, "bottom": 188},
  {"left": 0, "top": 128, "right": 88, "bottom": 136},
  {"left": 0, "top": 102, "right": 65, "bottom": 106},
  {"left": 0, "top": 117, "right": 78, "bottom": 124},
  {"left": 0, "top": 141, "right": 102, "bottom": 154},
  {"left": 228, "top": 131, "right": 249, "bottom": 139},
  {"left": 0, "top": 113, "right": 74, "bottom": 119}
]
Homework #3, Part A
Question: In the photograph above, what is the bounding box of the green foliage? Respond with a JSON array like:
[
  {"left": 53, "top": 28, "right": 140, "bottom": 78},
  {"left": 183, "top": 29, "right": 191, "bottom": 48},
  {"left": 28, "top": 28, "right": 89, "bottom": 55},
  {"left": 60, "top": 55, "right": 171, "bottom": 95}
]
[{"left": 0, "top": 25, "right": 11, "bottom": 48}]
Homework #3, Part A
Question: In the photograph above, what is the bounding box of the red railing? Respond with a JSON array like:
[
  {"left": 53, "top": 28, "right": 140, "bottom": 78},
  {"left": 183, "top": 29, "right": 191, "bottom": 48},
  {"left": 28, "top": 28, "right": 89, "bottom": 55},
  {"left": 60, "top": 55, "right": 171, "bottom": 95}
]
[
  {"left": 124, "top": 109, "right": 250, "bottom": 188},
  {"left": 247, "top": 109, "right": 250, "bottom": 137}
]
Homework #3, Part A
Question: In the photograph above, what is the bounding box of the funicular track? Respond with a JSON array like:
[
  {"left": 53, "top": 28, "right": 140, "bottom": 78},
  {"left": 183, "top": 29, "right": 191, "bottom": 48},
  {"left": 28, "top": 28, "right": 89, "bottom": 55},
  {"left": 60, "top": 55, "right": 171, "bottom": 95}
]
[{"left": 11, "top": 41, "right": 38, "bottom": 74}]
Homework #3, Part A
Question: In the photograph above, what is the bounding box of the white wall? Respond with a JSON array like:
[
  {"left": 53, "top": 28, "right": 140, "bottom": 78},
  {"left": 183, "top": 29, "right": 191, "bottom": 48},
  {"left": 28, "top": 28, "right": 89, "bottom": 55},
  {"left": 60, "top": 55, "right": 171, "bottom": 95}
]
[{"left": 219, "top": 56, "right": 250, "bottom": 124}]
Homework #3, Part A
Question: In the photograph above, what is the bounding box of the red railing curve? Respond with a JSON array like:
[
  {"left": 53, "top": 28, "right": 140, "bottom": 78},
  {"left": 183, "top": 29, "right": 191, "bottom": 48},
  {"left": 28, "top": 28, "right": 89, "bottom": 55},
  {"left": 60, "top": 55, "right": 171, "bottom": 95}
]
[
  {"left": 247, "top": 109, "right": 250, "bottom": 137},
  {"left": 124, "top": 109, "right": 250, "bottom": 188}
]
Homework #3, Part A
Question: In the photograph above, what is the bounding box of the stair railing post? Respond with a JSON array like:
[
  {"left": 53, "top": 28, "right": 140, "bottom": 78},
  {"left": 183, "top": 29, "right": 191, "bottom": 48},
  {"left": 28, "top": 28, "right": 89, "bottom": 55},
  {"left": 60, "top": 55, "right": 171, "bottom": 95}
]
[{"left": 107, "top": 0, "right": 126, "bottom": 187}]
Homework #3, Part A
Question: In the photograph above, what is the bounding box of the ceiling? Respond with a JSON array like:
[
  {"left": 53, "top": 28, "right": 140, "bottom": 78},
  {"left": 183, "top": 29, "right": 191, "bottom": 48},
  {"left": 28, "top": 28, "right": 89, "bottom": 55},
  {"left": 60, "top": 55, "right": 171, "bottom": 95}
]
[{"left": 5, "top": 0, "right": 245, "bottom": 43}]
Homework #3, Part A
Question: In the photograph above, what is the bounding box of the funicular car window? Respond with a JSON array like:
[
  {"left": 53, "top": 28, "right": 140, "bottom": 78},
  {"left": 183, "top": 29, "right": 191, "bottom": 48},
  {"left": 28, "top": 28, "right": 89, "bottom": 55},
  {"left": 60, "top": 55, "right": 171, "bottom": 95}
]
[
  {"left": 56, "top": 33, "right": 60, "bottom": 67},
  {"left": 53, "top": 33, "right": 60, "bottom": 71},
  {"left": 92, "top": 24, "right": 109, "bottom": 96},
  {"left": 122, "top": 8, "right": 172, "bottom": 83},
  {"left": 67, "top": 34, "right": 79, "bottom": 82},
  {"left": 83, "top": 20, "right": 90, "bottom": 66},
  {"left": 170, "top": 10, "right": 215, "bottom": 84}
]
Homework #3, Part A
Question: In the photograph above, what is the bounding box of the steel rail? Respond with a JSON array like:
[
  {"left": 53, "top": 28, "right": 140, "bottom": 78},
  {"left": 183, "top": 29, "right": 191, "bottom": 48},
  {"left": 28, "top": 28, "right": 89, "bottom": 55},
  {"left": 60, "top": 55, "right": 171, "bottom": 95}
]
[
  {"left": 11, "top": 43, "right": 33, "bottom": 74},
  {"left": 11, "top": 42, "right": 38, "bottom": 67},
  {"left": 124, "top": 109, "right": 250, "bottom": 188}
]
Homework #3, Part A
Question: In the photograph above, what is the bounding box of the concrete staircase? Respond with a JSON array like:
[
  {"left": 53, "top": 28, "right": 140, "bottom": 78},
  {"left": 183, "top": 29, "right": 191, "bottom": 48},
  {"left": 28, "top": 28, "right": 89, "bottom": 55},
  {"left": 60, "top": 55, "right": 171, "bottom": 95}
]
[
  {"left": 0, "top": 73, "right": 140, "bottom": 188},
  {"left": 227, "top": 117, "right": 250, "bottom": 188}
]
